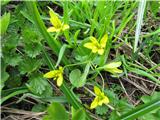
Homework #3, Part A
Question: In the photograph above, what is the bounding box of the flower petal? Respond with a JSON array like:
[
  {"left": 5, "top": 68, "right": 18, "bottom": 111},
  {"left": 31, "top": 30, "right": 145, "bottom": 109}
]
[
  {"left": 98, "top": 48, "right": 104, "bottom": 55},
  {"left": 100, "top": 34, "right": 108, "bottom": 48},
  {"left": 94, "top": 86, "right": 101, "bottom": 95},
  {"left": 62, "top": 24, "right": 70, "bottom": 31},
  {"left": 103, "top": 96, "right": 109, "bottom": 104},
  {"left": 90, "top": 97, "right": 99, "bottom": 109},
  {"left": 58, "top": 66, "right": 63, "bottom": 73},
  {"left": 92, "top": 46, "right": 98, "bottom": 53},
  {"left": 84, "top": 42, "right": 95, "bottom": 49},
  {"left": 104, "top": 61, "right": 122, "bottom": 69},
  {"left": 90, "top": 36, "right": 99, "bottom": 45},
  {"left": 48, "top": 7, "right": 62, "bottom": 28},
  {"left": 57, "top": 74, "right": 63, "bottom": 86},
  {"left": 105, "top": 68, "right": 123, "bottom": 74},
  {"left": 47, "top": 27, "right": 61, "bottom": 32},
  {"left": 43, "top": 70, "right": 57, "bottom": 78}
]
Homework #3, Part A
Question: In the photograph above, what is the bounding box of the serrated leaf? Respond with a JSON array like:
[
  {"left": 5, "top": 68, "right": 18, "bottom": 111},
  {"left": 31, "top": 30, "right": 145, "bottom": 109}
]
[
  {"left": 24, "top": 43, "right": 41, "bottom": 58},
  {"left": 0, "top": 12, "right": 10, "bottom": 35},
  {"left": 26, "top": 74, "right": 52, "bottom": 97},
  {"left": 4, "top": 52, "right": 22, "bottom": 66},
  {"left": 43, "top": 102, "right": 69, "bottom": 120},
  {"left": 19, "top": 58, "right": 42, "bottom": 74},
  {"left": 2, "top": 33, "right": 19, "bottom": 49},
  {"left": 96, "top": 105, "right": 108, "bottom": 115},
  {"left": 22, "top": 27, "right": 41, "bottom": 44}
]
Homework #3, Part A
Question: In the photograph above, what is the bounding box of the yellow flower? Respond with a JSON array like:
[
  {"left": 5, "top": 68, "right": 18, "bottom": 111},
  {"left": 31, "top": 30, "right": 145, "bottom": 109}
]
[
  {"left": 43, "top": 67, "right": 63, "bottom": 86},
  {"left": 47, "top": 7, "right": 69, "bottom": 32},
  {"left": 103, "top": 61, "right": 123, "bottom": 74},
  {"left": 90, "top": 86, "right": 109, "bottom": 109},
  {"left": 84, "top": 34, "right": 108, "bottom": 55}
]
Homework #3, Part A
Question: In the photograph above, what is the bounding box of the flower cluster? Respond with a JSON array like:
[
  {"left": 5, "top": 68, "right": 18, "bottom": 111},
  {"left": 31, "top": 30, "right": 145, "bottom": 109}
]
[
  {"left": 44, "top": 8, "right": 123, "bottom": 109},
  {"left": 90, "top": 86, "right": 109, "bottom": 109},
  {"left": 47, "top": 7, "right": 69, "bottom": 32},
  {"left": 84, "top": 34, "right": 108, "bottom": 55},
  {"left": 43, "top": 67, "right": 63, "bottom": 87}
]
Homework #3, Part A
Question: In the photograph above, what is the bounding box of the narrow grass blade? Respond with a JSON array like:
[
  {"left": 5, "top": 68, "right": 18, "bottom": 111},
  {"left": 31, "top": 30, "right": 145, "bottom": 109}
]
[
  {"left": 119, "top": 98, "right": 160, "bottom": 120},
  {"left": 134, "top": 0, "right": 146, "bottom": 53},
  {"left": 1, "top": 88, "right": 28, "bottom": 104}
]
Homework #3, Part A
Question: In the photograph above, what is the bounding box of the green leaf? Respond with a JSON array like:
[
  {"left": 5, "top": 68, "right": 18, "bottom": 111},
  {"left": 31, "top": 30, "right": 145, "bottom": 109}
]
[
  {"left": 80, "top": 62, "right": 90, "bottom": 86},
  {"left": 22, "top": 27, "right": 41, "bottom": 44},
  {"left": 72, "top": 107, "right": 86, "bottom": 120},
  {"left": 69, "top": 69, "right": 82, "bottom": 87},
  {"left": 1, "top": 0, "right": 10, "bottom": 6},
  {"left": 141, "top": 92, "right": 160, "bottom": 104},
  {"left": 96, "top": 105, "right": 108, "bottom": 115},
  {"left": 0, "top": 12, "right": 10, "bottom": 35},
  {"left": 1, "top": 87, "right": 28, "bottom": 104},
  {"left": 26, "top": 74, "right": 53, "bottom": 97},
  {"left": 119, "top": 98, "right": 160, "bottom": 120},
  {"left": 4, "top": 52, "right": 22, "bottom": 66},
  {"left": 55, "top": 44, "right": 67, "bottom": 68},
  {"left": 150, "top": 1, "right": 160, "bottom": 17},
  {"left": 19, "top": 58, "right": 42, "bottom": 74},
  {"left": 43, "top": 102, "right": 69, "bottom": 120},
  {"left": 69, "top": 63, "right": 90, "bottom": 87},
  {"left": 32, "top": 103, "right": 46, "bottom": 112},
  {"left": 24, "top": 43, "right": 42, "bottom": 58},
  {"left": 1, "top": 61, "right": 9, "bottom": 92},
  {"left": 2, "top": 33, "right": 20, "bottom": 49}
]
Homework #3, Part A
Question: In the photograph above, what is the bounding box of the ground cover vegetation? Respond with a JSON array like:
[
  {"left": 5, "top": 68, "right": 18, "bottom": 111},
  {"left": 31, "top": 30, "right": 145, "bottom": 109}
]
[{"left": 1, "top": 1, "right": 160, "bottom": 120}]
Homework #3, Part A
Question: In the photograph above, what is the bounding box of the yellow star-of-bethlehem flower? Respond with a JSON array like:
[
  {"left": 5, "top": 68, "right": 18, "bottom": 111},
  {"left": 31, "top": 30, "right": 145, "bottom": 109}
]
[
  {"left": 104, "top": 61, "right": 123, "bottom": 74},
  {"left": 43, "top": 67, "right": 63, "bottom": 87},
  {"left": 47, "top": 7, "right": 69, "bottom": 32},
  {"left": 90, "top": 86, "right": 109, "bottom": 109},
  {"left": 84, "top": 34, "right": 108, "bottom": 55}
]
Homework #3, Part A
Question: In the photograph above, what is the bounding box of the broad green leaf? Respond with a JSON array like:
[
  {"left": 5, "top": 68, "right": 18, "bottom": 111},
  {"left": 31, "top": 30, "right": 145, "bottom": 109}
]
[
  {"left": 2, "top": 33, "right": 20, "bottom": 50},
  {"left": 69, "top": 69, "right": 82, "bottom": 87},
  {"left": 72, "top": 107, "right": 86, "bottom": 120},
  {"left": 96, "top": 105, "right": 108, "bottom": 115},
  {"left": 69, "top": 63, "right": 90, "bottom": 87},
  {"left": 0, "top": 12, "right": 10, "bottom": 35},
  {"left": 43, "top": 102, "right": 69, "bottom": 120},
  {"left": 4, "top": 52, "right": 22, "bottom": 66},
  {"left": 141, "top": 92, "right": 160, "bottom": 104},
  {"left": 24, "top": 43, "right": 42, "bottom": 58},
  {"left": 26, "top": 74, "right": 53, "bottom": 97},
  {"left": 19, "top": 58, "right": 42, "bottom": 74}
]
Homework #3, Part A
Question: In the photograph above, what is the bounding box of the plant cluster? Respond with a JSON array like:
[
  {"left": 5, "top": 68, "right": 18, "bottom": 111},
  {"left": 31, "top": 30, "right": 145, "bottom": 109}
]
[{"left": 1, "top": 1, "right": 160, "bottom": 120}]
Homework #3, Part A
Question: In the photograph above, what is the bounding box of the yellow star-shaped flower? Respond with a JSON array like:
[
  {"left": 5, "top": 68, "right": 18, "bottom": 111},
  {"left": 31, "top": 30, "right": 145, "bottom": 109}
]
[
  {"left": 43, "top": 67, "right": 63, "bottom": 86},
  {"left": 84, "top": 34, "right": 108, "bottom": 55},
  {"left": 90, "top": 86, "right": 109, "bottom": 109},
  {"left": 103, "top": 61, "right": 123, "bottom": 74},
  {"left": 47, "top": 7, "right": 69, "bottom": 32}
]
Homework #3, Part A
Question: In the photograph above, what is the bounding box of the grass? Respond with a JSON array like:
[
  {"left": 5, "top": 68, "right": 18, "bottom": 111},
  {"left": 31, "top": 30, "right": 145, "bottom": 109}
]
[{"left": 1, "top": 1, "right": 160, "bottom": 120}]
